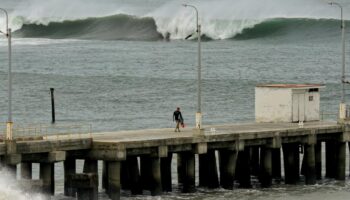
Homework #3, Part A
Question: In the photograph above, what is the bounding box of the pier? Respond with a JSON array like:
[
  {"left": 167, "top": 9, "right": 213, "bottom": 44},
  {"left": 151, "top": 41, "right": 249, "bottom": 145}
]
[{"left": 0, "top": 121, "right": 349, "bottom": 200}]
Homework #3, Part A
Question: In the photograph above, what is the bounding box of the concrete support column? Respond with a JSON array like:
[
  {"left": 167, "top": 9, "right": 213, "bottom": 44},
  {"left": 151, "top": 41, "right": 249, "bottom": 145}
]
[
  {"left": 207, "top": 150, "right": 219, "bottom": 188},
  {"left": 335, "top": 142, "right": 346, "bottom": 180},
  {"left": 161, "top": 153, "right": 172, "bottom": 192},
  {"left": 218, "top": 149, "right": 238, "bottom": 189},
  {"left": 83, "top": 159, "right": 98, "bottom": 200},
  {"left": 72, "top": 173, "right": 98, "bottom": 200},
  {"left": 127, "top": 156, "right": 142, "bottom": 195},
  {"left": 282, "top": 143, "right": 300, "bottom": 184},
  {"left": 177, "top": 153, "right": 185, "bottom": 185},
  {"left": 140, "top": 155, "right": 152, "bottom": 191},
  {"left": 121, "top": 161, "right": 130, "bottom": 190},
  {"left": 304, "top": 144, "right": 316, "bottom": 185},
  {"left": 102, "top": 161, "right": 108, "bottom": 191},
  {"left": 271, "top": 148, "right": 281, "bottom": 180},
  {"left": 181, "top": 152, "right": 195, "bottom": 193},
  {"left": 108, "top": 161, "right": 121, "bottom": 200},
  {"left": 40, "top": 163, "right": 55, "bottom": 195},
  {"left": 325, "top": 141, "right": 336, "bottom": 178},
  {"left": 259, "top": 147, "right": 272, "bottom": 187},
  {"left": 349, "top": 142, "right": 350, "bottom": 177},
  {"left": 83, "top": 159, "right": 98, "bottom": 174},
  {"left": 21, "top": 162, "right": 32, "bottom": 179},
  {"left": 236, "top": 147, "right": 252, "bottom": 188},
  {"left": 315, "top": 142, "right": 322, "bottom": 180},
  {"left": 250, "top": 147, "right": 260, "bottom": 176},
  {"left": 64, "top": 158, "right": 76, "bottom": 197},
  {"left": 198, "top": 153, "right": 208, "bottom": 187},
  {"left": 150, "top": 157, "right": 162, "bottom": 196}
]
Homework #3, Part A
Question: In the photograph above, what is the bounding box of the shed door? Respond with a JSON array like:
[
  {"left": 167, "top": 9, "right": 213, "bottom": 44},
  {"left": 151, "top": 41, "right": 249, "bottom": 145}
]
[{"left": 292, "top": 92, "right": 305, "bottom": 122}]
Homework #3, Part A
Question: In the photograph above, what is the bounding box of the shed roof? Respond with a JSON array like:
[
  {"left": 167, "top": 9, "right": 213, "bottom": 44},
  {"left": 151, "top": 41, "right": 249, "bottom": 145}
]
[{"left": 256, "top": 84, "right": 325, "bottom": 89}]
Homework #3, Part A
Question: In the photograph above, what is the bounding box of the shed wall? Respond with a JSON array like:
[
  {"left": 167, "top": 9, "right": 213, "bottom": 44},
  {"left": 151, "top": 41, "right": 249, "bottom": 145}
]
[{"left": 255, "top": 87, "right": 292, "bottom": 122}]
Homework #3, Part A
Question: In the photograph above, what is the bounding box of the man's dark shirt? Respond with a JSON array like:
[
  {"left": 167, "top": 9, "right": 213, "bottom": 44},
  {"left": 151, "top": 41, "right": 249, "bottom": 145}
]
[{"left": 173, "top": 111, "right": 183, "bottom": 122}]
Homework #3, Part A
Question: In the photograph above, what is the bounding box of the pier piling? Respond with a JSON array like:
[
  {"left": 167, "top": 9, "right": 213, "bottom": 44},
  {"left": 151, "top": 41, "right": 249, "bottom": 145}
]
[
  {"left": 64, "top": 158, "right": 76, "bottom": 197},
  {"left": 251, "top": 147, "right": 260, "bottom": 176},
  {"left": 21, "top": 162, "right": 32, "bottom": 179},
  {"left": 198, "top": 153, "right": 208, "bottom": 187},
  {"left": 236, "top": 147, "right": 252, "bottom": 188},
  {"left": 218, "top": 149, "right": 238, "bottom": 189},
  {"left": 40, "top": 163, "right": 55, "bottom": 195},
  {"left": 70, "top": 173, "right": 98, "bottom": 200},
  {"left": 102, "top": 161, "right": 109, "bottom": 193},
  {"left": 304, "top": 144, "right": 316, "bottom": 185},
  {"left": 83, "top": 159, "right": 98, "bottom": 200},
  {"left": 140, "top": 155, "right": 152, "bottom": 191},
  {"left": 259, "top": 147, "right": 272, "bottom": 187},
  {"left": 181, "top": 152, "right": 195, "bottom": 193},
  {"left": 315, "top": 142, "right": 322, "bottom": 180},
  {"left": 150, "top": 157, "right": 162, "bottom": 195},
  {"left": 271, "top": 148, "right": 281, "bottom": 179},
  {"left": 207, "top": 150, "right": 219, "bottom": 188},
  {"left": 325, "top": 141, "right": 336, "bottom": 178},
  {"left": 127, "top": 156, "right": 142, "bottom": 195},
  {"left": 335, "top": 142, "right": 346, "bottom": 180},
  {"left": 283, "top": 143, "right": 300, "bottom": 184},
  {"left": 161, "top": 154, "right": 172, "bottom": 192},
  {"left": 108, "top": 161, "right": 121, "bottom": 200}
]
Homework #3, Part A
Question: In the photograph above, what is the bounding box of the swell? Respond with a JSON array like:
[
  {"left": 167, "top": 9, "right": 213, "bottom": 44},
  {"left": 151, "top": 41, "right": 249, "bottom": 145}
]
[
  {"left": 13, "top": 15, "right": 342, "bottom": 41},
  {"left": 14, "top": 14, "right": 163, "bottom": 41},
  {"left": 233, "top": 18, "right": 341, "bottom": 40}
]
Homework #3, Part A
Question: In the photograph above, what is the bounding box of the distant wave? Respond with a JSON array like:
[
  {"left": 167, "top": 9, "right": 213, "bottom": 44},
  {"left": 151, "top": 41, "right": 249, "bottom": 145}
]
[
  {"left": 13, "top": 15, "right": 342, "bottom": 41},
  {"left": 14, "top": 14, "right": 163, "bottom": 41},
  {"left": 233, "top": 18, "right": 340, "bottom": 40}
]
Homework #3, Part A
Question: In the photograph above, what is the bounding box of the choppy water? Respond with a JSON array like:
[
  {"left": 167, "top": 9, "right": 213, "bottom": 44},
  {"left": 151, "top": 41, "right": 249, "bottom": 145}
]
[{"left": 0, "top": 0, "right": 350, "bottom": 199}]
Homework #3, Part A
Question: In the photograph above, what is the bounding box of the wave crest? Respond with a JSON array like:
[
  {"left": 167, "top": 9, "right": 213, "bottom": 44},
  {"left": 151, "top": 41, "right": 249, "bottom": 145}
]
[
  {"left": 14, "top": 14, "right": 163, "bottom": 41},
  {"left": 13, "top": 15, "right": 342, "bottom": 41}
]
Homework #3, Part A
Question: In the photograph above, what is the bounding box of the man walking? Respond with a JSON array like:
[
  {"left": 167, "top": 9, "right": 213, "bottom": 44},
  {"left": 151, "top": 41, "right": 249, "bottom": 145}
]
[{"left": 173, "top": 107, "right": 184, "bottom": 132}]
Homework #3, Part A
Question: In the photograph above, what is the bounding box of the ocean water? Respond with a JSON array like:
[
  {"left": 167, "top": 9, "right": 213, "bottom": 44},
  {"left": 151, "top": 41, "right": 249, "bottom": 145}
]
[{"left": 0, "top": 0, "right": 350, "bottom": 199}]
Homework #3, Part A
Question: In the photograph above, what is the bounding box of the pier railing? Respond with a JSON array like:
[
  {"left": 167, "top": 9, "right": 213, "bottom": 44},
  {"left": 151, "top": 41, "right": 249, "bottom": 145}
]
[{"left": 0, "top": 123, "right": 92, "bottom": 141}]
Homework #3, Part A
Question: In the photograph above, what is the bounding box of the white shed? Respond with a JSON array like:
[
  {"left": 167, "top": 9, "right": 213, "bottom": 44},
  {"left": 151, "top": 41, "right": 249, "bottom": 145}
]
[{"left": 255, "top": 84, "right": 325, "bottom": 123}]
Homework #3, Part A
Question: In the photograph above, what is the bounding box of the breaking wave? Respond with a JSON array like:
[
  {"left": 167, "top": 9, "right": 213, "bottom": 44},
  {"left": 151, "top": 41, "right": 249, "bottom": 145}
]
[
  {"left": 12, "top": 14, "right": 343, "bottom": 41},
  {"left": 14, "top": 14, "right": 163, "bottom": 41}
]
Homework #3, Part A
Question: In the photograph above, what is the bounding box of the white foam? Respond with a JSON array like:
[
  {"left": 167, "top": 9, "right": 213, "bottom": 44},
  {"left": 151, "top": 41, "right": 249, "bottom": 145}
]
[{"left": 0, "top": 168, "right": 45, "bottom": 200}]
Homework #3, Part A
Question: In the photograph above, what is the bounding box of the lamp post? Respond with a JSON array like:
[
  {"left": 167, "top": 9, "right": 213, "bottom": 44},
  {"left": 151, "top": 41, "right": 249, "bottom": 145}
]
[
  {"left": 183, "top": 3, "right": 202, "bottom": 129},
  {"left": 0, "top": 8, "right": 13, "bottom": 140},
  {"left": 328, "top": 2, "right": 347, "bottom": 119}
]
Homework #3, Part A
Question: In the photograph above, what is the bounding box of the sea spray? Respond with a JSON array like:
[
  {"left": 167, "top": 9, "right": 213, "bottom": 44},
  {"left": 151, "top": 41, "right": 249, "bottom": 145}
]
[{"left": 0, "top": 168, "right": 45, "bottom": 200}]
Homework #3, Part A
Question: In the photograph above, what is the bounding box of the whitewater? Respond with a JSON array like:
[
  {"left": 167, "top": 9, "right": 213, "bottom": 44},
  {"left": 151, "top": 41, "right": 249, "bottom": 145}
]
[{"left": 0, "top": 0, "right": 350, "bottom": 200}]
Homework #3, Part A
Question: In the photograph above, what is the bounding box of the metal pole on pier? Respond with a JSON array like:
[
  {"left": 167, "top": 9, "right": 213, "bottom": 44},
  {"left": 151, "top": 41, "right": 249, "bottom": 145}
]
[
  {"left": 183, "top": 3, "right": 202, "bottom": 129},
  {"left": 328, "top": 2, "right": 347, "bottom": 119},
  {"left": 50, "top": 88, "right": 56, "bottom": 123},
  {"left": 0, "top": 8, "right": 13, "bottom": 140}
]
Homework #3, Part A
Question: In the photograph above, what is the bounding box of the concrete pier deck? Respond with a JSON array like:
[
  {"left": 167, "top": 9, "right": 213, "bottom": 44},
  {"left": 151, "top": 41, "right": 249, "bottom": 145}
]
[
  {"left": 93, "top": 121, "right": 341, "bottom": 142},
  {"left": 0, "top": 120, "right": 348, "bottom": 200}
]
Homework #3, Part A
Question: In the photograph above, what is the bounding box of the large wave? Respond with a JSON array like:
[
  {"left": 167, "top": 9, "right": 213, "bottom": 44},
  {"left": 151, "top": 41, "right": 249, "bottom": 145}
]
[
  {"left": 13, "top": 14, "right": 343, "bottom": 41},
  {"left": 14, "top": 14, "right": 163, "bottom": 41},
  {"left": 4, "top": 0, "right": 349, "bottom": 41}
]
